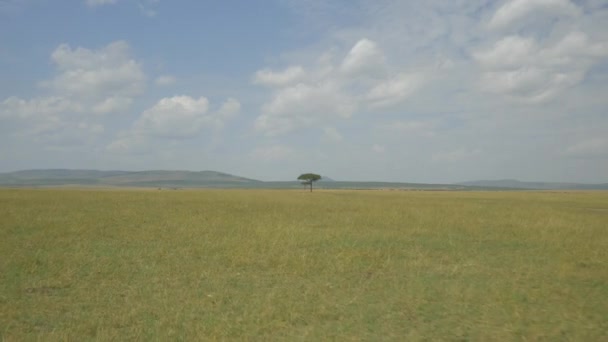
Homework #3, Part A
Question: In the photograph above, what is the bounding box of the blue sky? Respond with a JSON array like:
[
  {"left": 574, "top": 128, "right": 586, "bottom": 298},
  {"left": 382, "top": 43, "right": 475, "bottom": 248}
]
[{"left": 1, "top": 0, "right": 607, "bottom": 183}]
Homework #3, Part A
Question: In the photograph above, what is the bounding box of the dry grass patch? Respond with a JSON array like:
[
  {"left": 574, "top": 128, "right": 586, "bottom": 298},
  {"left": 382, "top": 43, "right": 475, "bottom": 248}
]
[{"left": 1, "top": 189, "right": 607, "bottom": 340}]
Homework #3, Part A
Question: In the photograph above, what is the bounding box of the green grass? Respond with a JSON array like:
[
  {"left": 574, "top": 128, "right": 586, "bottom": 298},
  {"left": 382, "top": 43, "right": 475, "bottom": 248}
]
[{"left": 1, "top": 189, "right": 607, "bottom": 340}]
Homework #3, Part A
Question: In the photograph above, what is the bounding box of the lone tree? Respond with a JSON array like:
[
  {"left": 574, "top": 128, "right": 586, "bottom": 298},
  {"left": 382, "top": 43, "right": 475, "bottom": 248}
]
[{"left": 298, "top": 173, "right": 322, "bottom": 192}]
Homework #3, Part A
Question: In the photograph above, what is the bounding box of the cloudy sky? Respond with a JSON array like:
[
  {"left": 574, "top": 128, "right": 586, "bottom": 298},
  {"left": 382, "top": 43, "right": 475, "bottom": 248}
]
[{"left": 1, "top": 0, "right": 607, "bottom": 183}]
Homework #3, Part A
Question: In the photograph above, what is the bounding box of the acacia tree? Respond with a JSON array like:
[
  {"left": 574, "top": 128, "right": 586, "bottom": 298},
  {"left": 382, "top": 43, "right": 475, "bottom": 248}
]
[{"left": 298, "top": 173, "right": 322, "bottom": 192}]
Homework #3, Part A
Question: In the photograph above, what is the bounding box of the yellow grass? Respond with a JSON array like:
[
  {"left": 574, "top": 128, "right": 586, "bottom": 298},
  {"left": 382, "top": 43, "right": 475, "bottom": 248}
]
[{"left": 1, "top": 189, "right": 607, "bottom": 340}]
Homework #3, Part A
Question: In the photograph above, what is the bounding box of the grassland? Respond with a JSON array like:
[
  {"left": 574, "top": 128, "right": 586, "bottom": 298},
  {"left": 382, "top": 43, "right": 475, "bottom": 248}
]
[{"left": 1, "top": 189, "right": 607, "bottom": 340}]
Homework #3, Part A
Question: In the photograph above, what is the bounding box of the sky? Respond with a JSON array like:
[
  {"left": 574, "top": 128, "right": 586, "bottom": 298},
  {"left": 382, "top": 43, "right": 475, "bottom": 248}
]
[{"left": 1, "top": 0, "right": 607, "bottom": 183}]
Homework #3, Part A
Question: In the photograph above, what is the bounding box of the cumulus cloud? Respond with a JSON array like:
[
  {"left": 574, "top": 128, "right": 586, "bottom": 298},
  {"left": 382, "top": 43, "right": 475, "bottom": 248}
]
[
  {"left": 106, "top": 95, "right": 239, "bottom": 152},
  {"left": 340, "top": 38, "right": 386, "bottom": 76},
  {"left": 3, "top": 0, "right": 607, "bottom": 183},
  {"left": 0, "top": 40, "right": 148, "bottom": 150},
  {"left": 474, "top": 32, "right": 607, "bottom": 69},
  {"left": 216, "top": 98, "right": 241, "bottom": 121},
  {"left": 253, "top": 38, "right": 425, "bottom": 136},
  {"left": 489, "top": 0, "right": 580, "bottom": 30},
  {"left": 255, "top": 82, "right": 355, "bottom": 136},
  {"left": 366, "top": 73, "right": 422, "bottom": 108},
  {"left": 20, "top": 41, "right": 145, "bottom": 116},
  {"left": 0, "top": 96, "right": 109, "bottom": 148},
  {"left": 473, "top": 36, "right": 537, "bottom": 69},
  {"left": 473, "top": 31, "right": 608, "bottom": 102},
  {"left": 473, "top": 0, "right": 608, "bottom": 102},
  {"left": 0, "top": 97, "right": 73, "bottom": 137},
  {"left": 134, "top": 96, "right": 211, "bottom": 138},
  {"left": 0, "top": 96, "right": 82, "bottom": 120},
  {"left": 253, "top": 66, "right": 306, "bottom": 86},
  {"left": 43, "top": 41, "right": 145, "bottom": 107},
  {"left": 92, "top": 97, "right": 133, "bottom": 114}
]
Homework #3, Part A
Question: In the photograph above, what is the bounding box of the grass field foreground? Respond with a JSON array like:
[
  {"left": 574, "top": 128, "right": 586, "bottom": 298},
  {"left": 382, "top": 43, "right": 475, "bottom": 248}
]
[{"left": 1, "top": 189, "right": 607, "bottom": 340}]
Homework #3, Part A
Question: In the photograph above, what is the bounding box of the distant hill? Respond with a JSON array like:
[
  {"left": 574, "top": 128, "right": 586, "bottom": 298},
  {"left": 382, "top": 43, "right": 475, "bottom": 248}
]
[
  {"left": 0, "top": 169, "right": 261, "bottom": 188},
  {"left": 98, "top": 170, "right": 259, "bottom": 187},
  {"left": 0, "top": 169, "right": 468, "bottom": 189},
  {"left": 0, "top": 169, "right": 130, "bottom": 179},
  {"left": 459, "top": 179, "right": 608, "bottom": 190},
  {"left": 1, "top": 170, "right": 606, "bottom": 190}
]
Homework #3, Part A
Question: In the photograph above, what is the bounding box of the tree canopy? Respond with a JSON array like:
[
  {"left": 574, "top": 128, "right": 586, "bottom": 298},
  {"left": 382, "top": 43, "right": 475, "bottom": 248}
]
[{"left": 297, "top": 173, "right": 322, "bottom": 192}]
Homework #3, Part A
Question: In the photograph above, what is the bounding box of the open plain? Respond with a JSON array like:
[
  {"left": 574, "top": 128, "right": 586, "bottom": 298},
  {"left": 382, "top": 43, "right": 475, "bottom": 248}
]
[{"left": 1, "top": 188, "right": 607, "bottom": 340}]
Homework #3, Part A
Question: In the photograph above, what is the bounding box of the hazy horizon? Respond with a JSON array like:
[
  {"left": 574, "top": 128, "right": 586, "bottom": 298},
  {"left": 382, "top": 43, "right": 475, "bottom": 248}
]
[
  {"left": 1, "top": 1, "right": 607, "bottom": 184},
  {"left": 1, "top": 168, "right": 607, "bottom": 185}
]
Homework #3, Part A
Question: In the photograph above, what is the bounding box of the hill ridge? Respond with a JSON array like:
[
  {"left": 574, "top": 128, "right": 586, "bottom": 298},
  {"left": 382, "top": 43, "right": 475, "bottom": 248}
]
[
  {"left": 1, "top": 170, "right": 607, "bottom": 190},
  {"left": 0, "top": 169, "right": 260, "bottom": 187}
]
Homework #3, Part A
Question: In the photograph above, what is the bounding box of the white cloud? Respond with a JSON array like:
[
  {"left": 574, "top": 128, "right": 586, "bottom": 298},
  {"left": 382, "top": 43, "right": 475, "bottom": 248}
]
[
  {"left": 0, "top": 96, "right": 109, "bottom": 148},
  {"left": 253, "top": 66, "right": 306, "bottom": 87},
  {"left": 155, "top": 75, "right": 176, "bottom": 86},
  {"left": 340, "top": 38, "right": 385, "bottom": 76},
  {"left": 475, "top": 32, "right": 608, "bottom": 70},
  {"left": 134, "top": 96, "right": 211, "bottom": 138},
  {"left": 489, "top": 0, "right": 580, "bottom": 30},
  {"left": 92, "top": 96, "right": 133, "bottom": 114},
  {"left": 0, "top": 96, "right": 81, "bottom": 119},
  {"left": 478, "top": 69, "right": 582, "bottom": 102},
  {"left": 106, "top": 95, "right": 239, "bottom": 153},
  {"left": 548, "top": 31, "right": 608, "bottom": 60},
  {"left": 474, "top": 0, "right": 608, "bottom": 102},
  {"left": 249, "top": 145, "right": 294, "bottom": 161},
  {"left": 366, "top": 73, "right": 421, "bottom": 108},
  {"left": 255, "top": 82, "right": 355, "bottom": 136},
  {"left": 253, "top": 38, "right": 430, "bottom": 136},
  {"left": 44, "top": 41, "right": 145, "bottom": 104},
  {"left": 473, "top": 36, "right": 538, "bottom": 69},
  {"left": 5, "top": 0, "right": 603, "bottom": 183},
  {"left": 473, "top": 32, "right": 608, "bottom": 102},
  {"left": 216, "top": 98, "right": 241, "bottom": 120},
  {"left": 0, "top": 97, "right": 68, "bottom": 136},
  {"left": 0, "top": 41, "right": 147, "bottom": 150}
]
